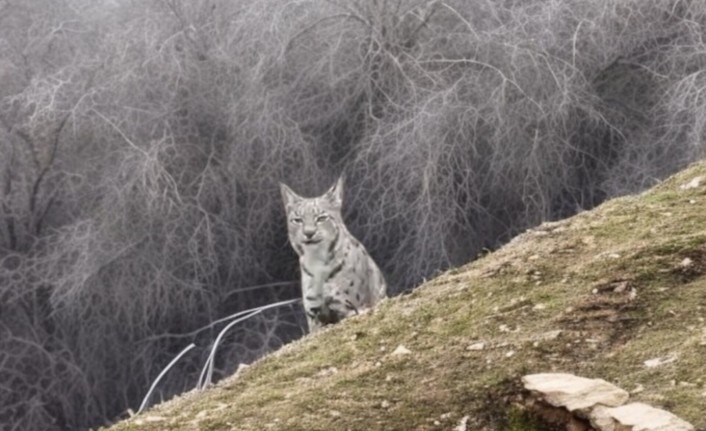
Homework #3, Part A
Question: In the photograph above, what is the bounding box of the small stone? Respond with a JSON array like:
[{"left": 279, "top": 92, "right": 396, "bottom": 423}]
[
  {"left": 644, "top": 353, "right": 678, "bottom": 368},
  {"left": 454, "top": 415, "right": 470, "bottom": 431},
  {"left": 391, "top": 345, "right": 412, "bottom": 356},
  {"left": 631, "top": 384, "right": 645, "bottom": 394},
  {"left": 533, "top": 303, "right": 547, "bottom": 311},
  {"left": 234, "top": 362, "right": 250, "bottom": 377},
  {"left": 329, "top": 410, "right": 342, "bottom": 418},
  {"left": 505, "top": 350, "right": 515, "bottom": 358},
  {"left": 381, "top": 400, "right": 391, "bottom": 409},
  {"left": 628, "top": 288, "right": 637, "bottom": 301},
  {"left": 316, "top": 367, "right": 339, "bottom": 377},
  {"left": 679, "top": 257, "right": 693, "bottom": 268},
  {"left": 433, "top": 420, "right": 441, "bottom": 426},
  {"left": 467, "top": 342, "right": 485, "bottom": 351},
  {"left": 613, "top": 281, "right": 628, "bottom": 293},
  {"left": 143, "top": 416, "right": 166, "bottom": 423},
  {"left": 680, "top": 176, "right": 704, "bottom": 190},
  {"left": 534, "top": 330, "right": 563, "bottom": 341}
]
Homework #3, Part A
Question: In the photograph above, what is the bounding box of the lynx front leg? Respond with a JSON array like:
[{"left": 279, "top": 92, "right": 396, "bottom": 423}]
[
  {"left": 306, "top": 315, "right": 324, "bottom": 333},
  {"left": 301, "top": 271, "right": 327, "bottom": 333}
]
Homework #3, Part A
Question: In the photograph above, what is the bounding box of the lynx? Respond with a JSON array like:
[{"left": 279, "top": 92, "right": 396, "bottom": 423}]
[{"left": 280, "top": 177, "right": 387, "bottom": 332}]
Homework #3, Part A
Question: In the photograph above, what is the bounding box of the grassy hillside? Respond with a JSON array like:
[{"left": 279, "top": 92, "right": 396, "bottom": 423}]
[{"left": 106, "top": 161, "right": 706, "bottom": 431}]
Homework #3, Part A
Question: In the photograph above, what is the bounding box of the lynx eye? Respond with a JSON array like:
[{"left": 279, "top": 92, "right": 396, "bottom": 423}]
[
  {"left": 315, "top": 214, "right": 329, "bottom": 223},
  {"left": 290, "top": 217, "right": 303, "bottom": 224}
]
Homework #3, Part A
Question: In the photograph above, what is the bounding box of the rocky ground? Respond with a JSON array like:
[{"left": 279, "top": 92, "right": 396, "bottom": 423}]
[{"left": 104, "top": 161, "right": 706, "bottom": 431}]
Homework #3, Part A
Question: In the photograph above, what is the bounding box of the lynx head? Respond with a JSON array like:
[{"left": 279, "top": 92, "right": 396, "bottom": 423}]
[{"left": 280, "top": 177, "right": 344, "bottom": 255}]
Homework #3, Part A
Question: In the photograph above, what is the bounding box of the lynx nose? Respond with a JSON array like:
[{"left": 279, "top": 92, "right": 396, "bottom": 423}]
[{"left": 303, "top": 227, "right": 316, "bottom": 238}]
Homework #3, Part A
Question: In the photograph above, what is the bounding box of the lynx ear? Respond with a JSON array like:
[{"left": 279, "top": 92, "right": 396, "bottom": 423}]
[
  {"left": 280, "top": 182, "right": 302, "bottom": 208},
  {"left": 324, "top": 176, "right": 344, "bottom": 207}
]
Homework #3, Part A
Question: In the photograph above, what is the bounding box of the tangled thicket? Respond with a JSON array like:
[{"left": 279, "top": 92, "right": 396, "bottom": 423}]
[{"left": 1, "top": 0, "right": 705, "bottom": 429}]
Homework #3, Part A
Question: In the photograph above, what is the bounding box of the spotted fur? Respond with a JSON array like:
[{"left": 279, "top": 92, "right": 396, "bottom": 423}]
[{"left": 280, "top": 177, "right": 387, "bottom": 332}]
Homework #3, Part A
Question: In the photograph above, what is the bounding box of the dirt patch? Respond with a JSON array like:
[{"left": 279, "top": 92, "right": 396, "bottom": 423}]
[
  {"left": 555, "top": 277, "right": 640, "bottom": 348},
  {"left": 671, "top": 246, "right": 706, "bottom": 283}
]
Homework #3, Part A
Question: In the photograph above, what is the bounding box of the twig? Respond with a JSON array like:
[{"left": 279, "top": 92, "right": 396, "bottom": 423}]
[
  {"left": 137, "top": 343, "right": 196, "bottom": 414},
  {"left": 197, "top": 309, "right": 262, "bottom": 390}
]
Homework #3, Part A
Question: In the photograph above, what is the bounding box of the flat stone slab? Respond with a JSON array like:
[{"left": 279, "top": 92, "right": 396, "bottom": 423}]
[
  {"left": 522, "top": 373, "right": 629, "bottom": 411},
  {"left": 596, "top": 402, "right": 695, "bottom": 431}
]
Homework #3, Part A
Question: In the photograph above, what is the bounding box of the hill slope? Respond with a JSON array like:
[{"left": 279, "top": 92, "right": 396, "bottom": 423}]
[{"left": 106, "top": 162, "right": 706, "bottom": 431}]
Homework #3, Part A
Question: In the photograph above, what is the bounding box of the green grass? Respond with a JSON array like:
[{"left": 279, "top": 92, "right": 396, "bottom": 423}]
[{"left": 105, "top": 161, "right": 706, "bottom": 431}]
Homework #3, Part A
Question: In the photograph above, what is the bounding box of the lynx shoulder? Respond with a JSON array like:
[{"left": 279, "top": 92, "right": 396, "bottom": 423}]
[{"left": 280, "top": 177, "right": 387, "bottom": 332}]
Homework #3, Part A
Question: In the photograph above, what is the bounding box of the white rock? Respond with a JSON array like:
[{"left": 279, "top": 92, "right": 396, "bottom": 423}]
[
  {"left": 453, "top": 415, "right": 470, "bottom": 431},
  {"left": 522, "top": 373, "right": 629, "bottom": 411},
  {"left": 679, "top": 258, "right": 693, "bottom": 268},
  {"left": 391, "top": 345, "right": 412, "bottom": 356},
  {"left": 680, "top": 176, "right": 703, "bottom": 190},
  {"left": 466, "top": 342, "right": 485, "bottom": 351},
  {"left": 602, "top": 402, "right": 694, "bottom": 431},
  {"left": 630, "top": 384, "right": 645, "bottom": 394},
  {"left": 315, "top": 366, "right": 339, "bottom": 377},
  {"left": 644, "top": 353, "right": 677, "bottom": 368},
  {"left": 135, "top": 415, "right": 167, "bottom": 425},
  {"left": 534, "top": 330, "right": 563, "bottom": 341}
]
